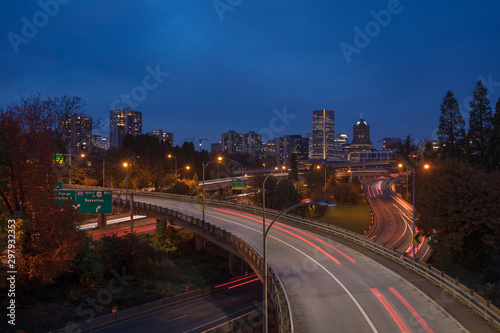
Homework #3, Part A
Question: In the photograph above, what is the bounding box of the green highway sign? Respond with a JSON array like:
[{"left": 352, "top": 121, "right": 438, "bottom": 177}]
[
  {"left": 74, "top": 190, "right": 113, "bottom": 214},
  {"left": 231, "top": 178, "right": 247, "bottom": 190},
  {"left": 55, "top": 190, "right": 75, "bottom": 205},
  {"left": 55, "top": 181, "right": 64, "bottom": 189}
]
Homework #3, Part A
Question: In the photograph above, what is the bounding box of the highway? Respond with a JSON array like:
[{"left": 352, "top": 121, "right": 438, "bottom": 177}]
[
  {"left": 129, "top": 195, "right": 466, "bottom": 332},
  {"left": 95, "top": 277, "right": 263, "bottom": 333},
  {"left": 365, "top": 177, "right": 431, "bottom": 262}
]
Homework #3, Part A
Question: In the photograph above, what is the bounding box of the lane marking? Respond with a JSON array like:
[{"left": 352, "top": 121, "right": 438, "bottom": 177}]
[
  {"left": 202, "top": 211, "right": 378, "bottom": 332},
  {"left": 216, "top": 207, "right": 356, "bottom": 264},
  {"left": 389, "top": 287, "right": 434, "bottom": 333},
  {"left": 370, "top": 288, "right": 411, "bottom": 333}
]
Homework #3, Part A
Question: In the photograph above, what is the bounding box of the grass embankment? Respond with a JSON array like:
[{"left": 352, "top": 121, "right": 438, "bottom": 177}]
[{"left": 315, "top": 201, "right": 372, "bottom": 234}]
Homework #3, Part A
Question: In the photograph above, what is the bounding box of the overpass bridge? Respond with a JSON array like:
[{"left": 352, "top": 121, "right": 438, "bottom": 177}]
[{"left": 64, "top": 185, "right": 500, "bottom": 332}]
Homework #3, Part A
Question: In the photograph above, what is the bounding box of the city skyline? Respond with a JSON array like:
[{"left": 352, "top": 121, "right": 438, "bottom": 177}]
[{"left": 1, "top": 1, "right": 499, "bottom": 148}]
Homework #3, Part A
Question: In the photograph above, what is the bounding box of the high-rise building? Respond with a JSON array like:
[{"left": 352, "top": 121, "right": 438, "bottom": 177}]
[
  {"left": 244, "top": 131, "right": 264, "bottom": 158},
  {"left": 312, "top": 109, "right": 335, "bottom": 160},
  {"left": 110, "top": 107, "right": 142, "bottom": 148},
  {"left": 334, "top": 132, "right": 349, "bottom": 151},
  {"left": 307, "top": 132, "right": 313, "bottom": 160},
  {"left": 92, "top": 135, "right": 110, "bottom": 150},
  {"left": 221, "top": 130, "right": 243, "bottom": 155},
  {"left": 267, "top": 135, "right": 309, "bottom": 165},
  {"left": 147, "top": 129, "right": 174, "bottom": 146},
  {"left": 62, "top": 113, "right": 92, "bottom": 150},
  {"left": 349, "top": 115, "right": 373, "bottom": 162},
  {"left": 382, "top": 137, "right": 402, "bottom": 151}
]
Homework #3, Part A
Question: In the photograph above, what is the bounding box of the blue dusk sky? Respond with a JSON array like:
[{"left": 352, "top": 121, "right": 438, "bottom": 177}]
[{"left": 1, "top": 0, "right": 499, "bottom": 149}]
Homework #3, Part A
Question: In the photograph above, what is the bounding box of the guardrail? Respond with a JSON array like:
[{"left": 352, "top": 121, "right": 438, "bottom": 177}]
[
  {"left": 114, "top": 197, "right": 292, "bottom": 333},
  {"left": 66, "top": 185, "right": 500, "bottom": 329}
]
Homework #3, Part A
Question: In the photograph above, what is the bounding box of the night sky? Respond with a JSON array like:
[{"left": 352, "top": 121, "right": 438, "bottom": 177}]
[{"left": 2, "top": 1, "right": 500, "bottom": 149}]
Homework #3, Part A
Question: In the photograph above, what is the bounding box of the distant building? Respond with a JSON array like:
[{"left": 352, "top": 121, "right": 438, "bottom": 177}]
[
  {"left": 382, "top": 137, "right": 402, "bottom": 151},
  {"left": 334, "top": 132, "right": 349, "bottom": 159},
  {"left": 110, "top": 107, "right": 142, "bottom": 148},
  {"left": 358, "top": 150, "right": 396, "bottom": 163},
  {"left": 312, "top": 109, "right": 335, "bottom": 160},
  {"left": 147, "top": 129, "right": 174, "bottom": 146},
  {"left": 244, "top": 131, "right": 264, "bottom": 158},
  {"left": 221, "top": 130, "right": 243, "bottom": 154},
  {"left": 349, "top": 115, "right": 373, "bottom": 162},
  {"left": 62, "top": 113, "right": 92, "bottom": 150},
  {"left": 420, "top": 139, "right": 440, "bottom": 151},
  {"left": 92, "top": 135, "right": 110, "bottom": 150},
  {"left": 211, "top": 142, "right": 223, "bottom": 153},
  {"left": 307, "top": 132, "right": 313, "bottom": 160},
  {"left": 267, "top": 135, "right": 309, "bottom": 165}
]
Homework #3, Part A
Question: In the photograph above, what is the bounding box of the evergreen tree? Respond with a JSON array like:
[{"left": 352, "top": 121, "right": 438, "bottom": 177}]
[
  {"left": 467, "top": 80, "right": 493, "bottom": 164},
  {"left": 483, "top": 97, "right": 500, "bottom": 171},
  {"left": 437, "top": 90, "right": 465, "bottom": 158}
]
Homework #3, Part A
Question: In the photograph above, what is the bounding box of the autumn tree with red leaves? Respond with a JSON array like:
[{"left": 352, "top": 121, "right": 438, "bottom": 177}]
[{"left": 0, "top": 95, "right": 86, "bottom": 285}]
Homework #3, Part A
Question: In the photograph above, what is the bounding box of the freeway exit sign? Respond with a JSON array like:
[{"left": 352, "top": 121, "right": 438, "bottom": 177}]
[
  {"left": 74, "top": 190, "right": 113, "bottom": 214},
  {"left": 232, "top": 178, "right": 247, "bottom": 190},
  {"left": 55, "top": 190, "right": 113, "bottom": 214}
]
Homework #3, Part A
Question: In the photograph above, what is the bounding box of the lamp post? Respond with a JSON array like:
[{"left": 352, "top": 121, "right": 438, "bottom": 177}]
[
  {"left": 219, "top": 156, "right": 245, "bottom": 202},
  {"left": 262, "top": 165, "right": 285, "bottom": 332},
  {"left": 399, "top": 161, "right": 429, "bottom": 259},
  {"left": 202, "top": 157, "right": 222, "bottom": 222},
  {"left": 124, "top": 156, "right": 139, "bottom": 233},
  {"left": 168, "top": 154, "right": 178, "bottom": 176},
  {"left": 263, "top": 200, "right": 334, "bottom": 333},
  {"left": 316, "top": 164, "right": 327, "bottom": 194}
]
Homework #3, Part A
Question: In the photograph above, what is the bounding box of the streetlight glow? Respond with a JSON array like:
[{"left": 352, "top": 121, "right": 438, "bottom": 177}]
[{"left": 123, "top": 162, "right": 128, "bottom": 167}]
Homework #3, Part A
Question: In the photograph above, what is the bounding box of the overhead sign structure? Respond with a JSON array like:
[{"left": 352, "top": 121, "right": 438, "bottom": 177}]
[
  {"left": 197, "top": 193, "right": 205, "bottom": 205},
  {"left": 232, "top": 178, "right": 247, "bottom": 190},
  {"left": 413, "top": 232, "right": 423, "bottom": 244},
  {"left": 75, "top": 190, "right": 113, "bottom": 214},
  {"left": 55, "top": 190, "right": 113, "bottom": 214}
]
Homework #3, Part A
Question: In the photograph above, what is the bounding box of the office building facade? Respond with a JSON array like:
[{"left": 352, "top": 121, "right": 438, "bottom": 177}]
[
  {"left": 62, "top": 113, "right": 92, "bottom": 150},
  {"left": 312, "top": 109, "right": 335, "bottom": 160}
]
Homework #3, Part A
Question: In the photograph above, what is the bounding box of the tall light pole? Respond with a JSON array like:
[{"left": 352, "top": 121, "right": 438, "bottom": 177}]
[
  {"left": 316, "top": 164, "right": 327, "bottom": 194},
  {"left": 124, "top": 156, "right": 139, "bottom": 233},
  {"left": 399, "top": 161, "right": 429, "bottom": 259},
  {"left": 219, "top": 156, "right": 245, "bottom": 202},
  {"left": 262, "top": 165, "right": 285, "bottom": 332},
  {"left": 202, "top": 157, "right": 222, "bottom": 222},
  {"left": 168, "top": 154, "right": 178, "bottom": 177},
  {"left": 263, "top": 201, "right": 334, "bottom": 333}
]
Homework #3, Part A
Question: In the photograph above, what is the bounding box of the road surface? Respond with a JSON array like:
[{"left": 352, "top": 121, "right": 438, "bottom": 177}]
[
  {"left": 129, "top": 195, "right": 470, "bottom": 333},
  {"left": 365, "top": 177, "right": 431, "bottom": 262}
]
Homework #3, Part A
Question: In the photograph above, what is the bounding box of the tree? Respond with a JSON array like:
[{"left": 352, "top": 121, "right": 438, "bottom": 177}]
[
  {"left": 396, "top": 135, "right": 418, "bottom": 166},
  {"left": 417, "top": 159, "right": 500, "bottom": 271},
  {"left": 437, "top": 90, "right": 466, "bottom": 158},
  {"left": 483, "top": 97, "right": 500, "bottom": 171},
  {"left": 467, "top": 80, "right": 493, "bottom": 165},
  {"left": 288, "top": 153, "right": 299, "bottom": 181},
  {"left": 0, "top": 96, "right": 85, "bottom": 285}
]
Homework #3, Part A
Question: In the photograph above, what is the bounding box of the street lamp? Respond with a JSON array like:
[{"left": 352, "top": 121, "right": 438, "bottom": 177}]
[
  {"left": 168, "top": 154, "right": 178, "bottom": 176},
  {"left": 262, "top": 201, "right": 334, "bottom": 333},
  {"left": 124, "top": 155, "right": 139, "bottom": 233},
  {"left": 219, "top": 156, "right": 245, "bottom": 203},
  {"left": 316, "top": 164, "right": 327, "bottom": 194},
  {"left": 398, "top": 161, "right": 430, "bottom": 259},
  {"left": 262, "top": 165, "right": 285, "bottom": 332},
  {"left": 202, "top": 157, "right": 222, "bottom": 222}
]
